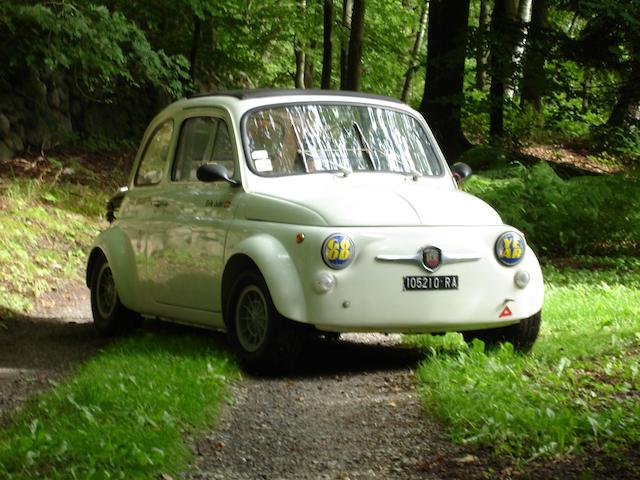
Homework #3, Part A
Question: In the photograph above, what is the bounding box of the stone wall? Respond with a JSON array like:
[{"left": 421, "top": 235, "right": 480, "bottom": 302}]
[{"left": 0, "top": 67, "right": 168, "bottom": 160}]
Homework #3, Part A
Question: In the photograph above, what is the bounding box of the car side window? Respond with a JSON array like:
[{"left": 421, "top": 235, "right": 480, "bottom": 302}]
[
  {"left": 173, "top": 117, "right": 235, "bottom": 182},
  {"left": 135, "top": 121, "right": 174, "bottom": 186}
]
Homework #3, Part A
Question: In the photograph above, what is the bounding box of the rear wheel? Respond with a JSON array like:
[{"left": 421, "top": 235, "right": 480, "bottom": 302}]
[
  {"left": 462, "top": 311, "right": 541, "bottom": 352},
  {"left": 226, "top": 270, "right": 306, "bottom": 374},
  {"left": 90, "top": 255, "right": 139, "bottom": 336}
]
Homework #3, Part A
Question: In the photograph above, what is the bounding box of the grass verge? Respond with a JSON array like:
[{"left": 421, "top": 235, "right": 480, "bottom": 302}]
[
  {"left": 0, "top": 156, "right": 115, "bottom": 313},
  {"left": 0, "top": 329, "right": 236, "bottom": 479},
  {"left": 410, "top": 259, "right": 640, "bottom": 461}
]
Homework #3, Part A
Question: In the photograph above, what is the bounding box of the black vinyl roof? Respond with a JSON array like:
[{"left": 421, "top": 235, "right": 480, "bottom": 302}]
[{"left": 188, "top": 88, "right": 404, "bottom": 104}]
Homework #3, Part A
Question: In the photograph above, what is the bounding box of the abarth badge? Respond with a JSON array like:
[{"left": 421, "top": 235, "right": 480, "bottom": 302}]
[{"left": 422, "top": 246, "right": 442, "bottom": 272}]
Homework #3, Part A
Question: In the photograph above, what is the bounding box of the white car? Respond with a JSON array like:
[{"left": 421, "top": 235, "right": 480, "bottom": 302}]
[{"left": 87, "top": 90, "right": 544, "bottom": 372}]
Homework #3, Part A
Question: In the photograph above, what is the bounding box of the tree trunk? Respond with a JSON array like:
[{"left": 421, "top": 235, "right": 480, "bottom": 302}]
[
  {"left": 475, "top": 0, "right": 490, "bottom": 90},
  {"left": 189, "top": 15, "right": 202, "bottom": 88},
  {"left": 607, "top": 62, "right": 640, "bottom": 128},
  {"left": 401, "top": 1, "right": 428, "bottom": 102},
  {"left": 345, "top": 0, "right": 365, "bottom": 91},
  {"left": 419, "top": 0, "right": 472, "bottom": 162},
  {"left": 489, "top": 0, "right": 519, "bottom": 140},
  {"left": 321, "top": 0, "right": 334, "bottom": 89},
  {"left": 581, "top": 69, "right": 591, "bottom": 114},
  {"left": 505, "top": 0, "right": 531, "bottom": 99},
  {"left": 340, "top": 0, "right": 354, "bottom": 89},
  {"left": 305, "top": 40, "right": 316, "bottom": 88},
  {"left": 295, "top": 48, "right": 306, "bottom": 88},
  {"left": 294, "top": 0, "right": 308, "bottom": 89},
  {"left": 520, "top": 0, "right": 549, "bottom": 120}
]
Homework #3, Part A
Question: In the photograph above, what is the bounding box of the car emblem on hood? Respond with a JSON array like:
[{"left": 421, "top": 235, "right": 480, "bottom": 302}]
[{"left": 422, "top": 246, "right": 442, "bottom": 272}]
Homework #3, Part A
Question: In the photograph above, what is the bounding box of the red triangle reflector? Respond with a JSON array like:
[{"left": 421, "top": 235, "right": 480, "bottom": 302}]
[{"left": 499, "top": 305, "right": 513, "bottom": 318}]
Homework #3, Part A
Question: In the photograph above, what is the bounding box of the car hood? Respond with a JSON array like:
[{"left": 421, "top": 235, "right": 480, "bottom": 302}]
[{"left": 242, "top": 178, "right": 503, "bottom": 227}]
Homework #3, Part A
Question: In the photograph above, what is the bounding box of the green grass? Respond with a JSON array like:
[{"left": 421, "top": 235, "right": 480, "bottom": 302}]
[
  {"left": 0, "top": 178, "right": 108, "bottom": 312},
  {"left": 411, "top": 261, "right": 640, "bottom": 460},
  {"left": 0, "top": 161, "right": 238, "bottom": 478},
  {"left": 0, "top": 330, "right": 237, "bottom": 479}
]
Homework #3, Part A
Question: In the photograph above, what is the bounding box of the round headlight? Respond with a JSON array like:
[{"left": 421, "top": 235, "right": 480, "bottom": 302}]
[
  {"left": 495, "top": 231, "right": 526, "bottom": 266},
  {"left": 321, "top": 233, "right": 355, "bottom": 269},
  {"left": 314, "top": 272, "right": 337, "bottom": 294}
]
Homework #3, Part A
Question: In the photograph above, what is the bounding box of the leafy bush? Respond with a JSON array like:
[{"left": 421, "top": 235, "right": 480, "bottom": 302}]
[
  {"left": 590, "top": 124, "right": 640, "bottom": 159},
  {"left": 465, "top": 162, "right": 640, "bottom": 256}
]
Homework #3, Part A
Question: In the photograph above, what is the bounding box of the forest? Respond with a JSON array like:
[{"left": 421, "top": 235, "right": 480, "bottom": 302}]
[
  {"left": 1, "top": 1, "right": 640, "bottom": 478},
  {"left": 0, "top": 0, "right": 639, "bottom": 166}
]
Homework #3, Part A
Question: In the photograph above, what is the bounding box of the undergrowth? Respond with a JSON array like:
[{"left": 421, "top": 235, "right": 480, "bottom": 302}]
[
  {"left": 464, "top": 162, "right": 640, "bottom": 257},
  {"left": 411, "top": 262, "right": 640, "bottom": 460},
  {"left": 0, "top": 154, "right": 125, "bottom": 313},
  {"left": 0, "top": 330, "right": 236, "bottom": 479}
]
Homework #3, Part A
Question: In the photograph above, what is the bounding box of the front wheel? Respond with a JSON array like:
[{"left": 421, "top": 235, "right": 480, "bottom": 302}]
[
  {"left": 226, "top": 270, "right": 306, "bottom": 374},
  {"left": 462, "top": 311, "right": 541, "bottom": 352},
  {"left": 90, "top": 255, "right": 139, "bottom": 336}
]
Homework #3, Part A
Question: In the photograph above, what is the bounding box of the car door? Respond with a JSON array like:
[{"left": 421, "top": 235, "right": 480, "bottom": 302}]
[
  {"left": 146, "top": 112, "right": 239, "bottom": 315},
  {"left": 120, "top": 119, "right": 175, "bottom": 311}
]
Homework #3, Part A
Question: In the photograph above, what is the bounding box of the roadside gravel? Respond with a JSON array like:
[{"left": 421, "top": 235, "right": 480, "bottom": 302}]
[
  {"left": 188, "top": 334, "right": 485, "bottom": 480},
  {"left": 0, "top": 282, "right": 105, "bottom": 423}
]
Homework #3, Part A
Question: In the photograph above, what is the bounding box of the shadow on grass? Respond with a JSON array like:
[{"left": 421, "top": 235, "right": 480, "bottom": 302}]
[
  {"left": 144, "top": 321, "right": 425, "bottom": 377},
  {"left": 0, "top": 304, "right": 425, "bottom": 392}
]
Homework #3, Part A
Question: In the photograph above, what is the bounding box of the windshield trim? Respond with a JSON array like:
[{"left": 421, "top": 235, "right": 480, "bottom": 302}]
[{"left": 240, "top": 101, "right": 447, "bottom": 179}]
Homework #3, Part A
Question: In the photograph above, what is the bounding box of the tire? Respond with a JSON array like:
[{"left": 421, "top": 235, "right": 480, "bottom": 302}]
[
  {"left": 90, "top": 254, "right": 139, "bottom": 336},
  {"left": 226, "top": 270, "right": 306, "bottom": 374},
  {"left": 462, "top": 311, "right": 541, "bottom": 353}
]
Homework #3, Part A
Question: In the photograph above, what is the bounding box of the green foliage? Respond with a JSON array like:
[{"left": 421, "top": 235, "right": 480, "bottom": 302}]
[
  {"left": 590, "top": 123, "right": 640, "bottom": 159},
  {"left": 0, "top": 1, "right": 188, "bottom": 96},
  {"left": 0, "top": 331, "right": 236, "bottom": 479},
  {"left": 465, "top": 162, "right": 640, "bottom": 256},
  {"left": 411, "top": 263, "right": 640, "bottom": 459},
  {"left": 361, "top": 1, "right": 423, "bottom": 99}
]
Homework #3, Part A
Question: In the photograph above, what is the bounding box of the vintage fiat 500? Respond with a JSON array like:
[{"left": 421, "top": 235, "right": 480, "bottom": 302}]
[{"left": 86, "top": 89, "right": 544, "bottom": 372}]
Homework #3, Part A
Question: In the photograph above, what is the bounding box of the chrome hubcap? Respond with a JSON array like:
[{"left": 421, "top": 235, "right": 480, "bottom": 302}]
[
  {"left": 235, "top": 285, "right": 268, "bottom": 353},
  {"left": 96, "top": 263, "right": 117, "bottom": 319}
]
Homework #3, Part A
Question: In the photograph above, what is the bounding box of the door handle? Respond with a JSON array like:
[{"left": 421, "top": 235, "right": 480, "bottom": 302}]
[{"left": 151, "top": 198, "right": 168, "bottom": 207}]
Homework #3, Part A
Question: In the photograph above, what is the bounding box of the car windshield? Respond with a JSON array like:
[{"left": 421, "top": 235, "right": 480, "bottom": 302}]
[{"left": 244, "top": 104, "right": 443, "bottom": 177}]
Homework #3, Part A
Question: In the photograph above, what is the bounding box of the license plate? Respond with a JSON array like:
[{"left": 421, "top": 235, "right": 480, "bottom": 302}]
[{"left": 403, "top": 275, "right": 459, "bottom": 291}]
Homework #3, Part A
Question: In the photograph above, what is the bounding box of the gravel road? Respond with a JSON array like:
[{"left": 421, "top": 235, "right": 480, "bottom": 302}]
[
  {"left": 188, "top": 334, "right": 489, "bottom": 480},
  {"left": 0, "top": 282, "right": 106, "bottom": 423}
]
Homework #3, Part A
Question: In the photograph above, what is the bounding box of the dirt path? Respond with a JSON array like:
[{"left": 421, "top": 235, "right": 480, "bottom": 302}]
[
  {"left": 188, "top": 335, "right": 489, "bottom": 480},
  {"left": 0, "top": 281, "right": 107, "bottom": 421}
]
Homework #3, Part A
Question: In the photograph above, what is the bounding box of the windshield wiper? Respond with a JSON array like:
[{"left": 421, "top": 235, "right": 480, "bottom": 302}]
[{"left": 352, "top": 121, "right": 375, "bottom": 170}]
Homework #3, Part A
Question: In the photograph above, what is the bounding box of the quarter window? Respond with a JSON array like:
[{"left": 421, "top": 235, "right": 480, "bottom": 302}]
[
  {"left": 135, "top": 121, "right": 174, "bottom": 186},
  {"left": 173, "top": 117, "right": 235, "bottom": 182}
]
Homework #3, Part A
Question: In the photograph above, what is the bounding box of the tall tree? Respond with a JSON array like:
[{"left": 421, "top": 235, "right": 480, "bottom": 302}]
[
  {"left": 294, "top": 0, "right": 307, "bottom": 88},
  {"left": 419, "top": 0, "right": 472, "bottom": 162},
  {"left": 475, "top": 0, "right": 490, "bottom": 90},
  {"left": 519, "top": 0, "right": 549, "bottom": 121},
  {"left": 339, "top": 0, "right": 353, "bottom": 89},
  {"left": 607, "top": 61, "right": 640, "bottom": 129},
  {"left": 488, "top": 0, "right": 519, "bottom": 139},
  {"left": 401, "top": 1, "right": 428, "bottom": 102},
  {"left": 345, "top": 0, "right": 365, "bottom": 90},
  {"left": 321, "top": 0, "right": 334, "bottom": 89},
  {"left": 505, "top": 0, "right": 531, "bottom": 99}
]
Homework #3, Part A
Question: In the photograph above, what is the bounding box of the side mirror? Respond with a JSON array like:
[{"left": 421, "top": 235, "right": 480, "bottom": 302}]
[
  {"left": 196, "top": 163, "right": 239, "bottom": 186},
  {"left": 106, "top": 186, "right": 128, "bottom": 223},
  {"left": 451, "top": 162, "right": 472, "bottom": 187}
]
